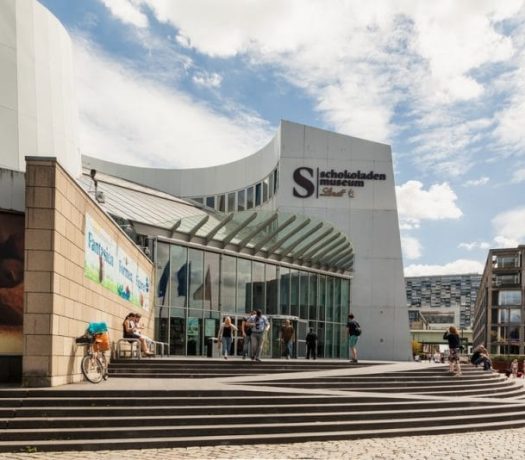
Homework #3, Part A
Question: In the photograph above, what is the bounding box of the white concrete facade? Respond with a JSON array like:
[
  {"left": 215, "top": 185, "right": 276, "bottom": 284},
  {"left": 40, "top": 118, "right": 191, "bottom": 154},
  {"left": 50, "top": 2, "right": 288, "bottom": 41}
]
[
  {"left": 0, "top": 0, "right": 80, "bottom": 177},
  {"left": 84, "top": 120, "right": 412, "bottom": 361}
]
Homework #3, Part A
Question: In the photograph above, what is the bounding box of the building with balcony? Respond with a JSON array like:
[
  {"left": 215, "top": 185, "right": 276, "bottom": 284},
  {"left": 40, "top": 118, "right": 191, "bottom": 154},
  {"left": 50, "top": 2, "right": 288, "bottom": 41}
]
[
  {"left": 406, "top": 274, "right": 482, "bottom": 330},
  {"left": 473, "top": 246, "right": 524, "bottom": 355}
]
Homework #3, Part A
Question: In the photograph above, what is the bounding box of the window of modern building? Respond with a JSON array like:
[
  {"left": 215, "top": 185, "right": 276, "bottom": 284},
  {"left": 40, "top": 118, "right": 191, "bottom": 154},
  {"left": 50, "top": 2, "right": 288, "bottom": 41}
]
[
  {"left": 237, "top": 258, "right": 251, "bottom": 313},
  {"left": 255, "top": 182, "right": 262, "bottom": 207},
  {"left": 266, "top": 264, "right": 278, "bottom": 314},
  {"left": 300, "top": 271, "right": 309, "bottom": 319},
  {"left": 498, "top": 290, "right": 522, "bottom": 306},
  {"left": 220, "top": 255, "right": 236, "bottom": 312},
  {"left": 341, "top": 279, "right": 350, "bottom": 320},
  {"left": 319, "top": 275, "right": 326, "bottom": 321},
  {"left": 280, "top": 267, "right": 290, "bottom": 315},
  {"left": 495, "top": 255, "right": 520, "bottom": 268},
  {"left": 188, "top": 249, "right": 204, "bottom": 309},
  {"left": 169, "top": 245, "right": 188, "bottom": 308},
  {"left": 247, "top": 187, "right": 254, "bottom": 209},
  {"left": 493, "top": 274, "right": 520, "bottom": 286},
  {"left": 192, "top": 197, "right": 203, "bottom": 205},
  {"left": 308, "top": 274, "right": 318, "bottom": 321},
  {"left": 269, "top": 173, "right": 274, "bottom": 199},
  {"left": 273, "top": 169, "right": 279, "bottom": 194},
  {"left": 290, "top": 270, "right": 299, "bottom": 317},
  {"left": 217, "top": 194, "right": 226, "bottom": 212},
  {"left": 263, "top": 177, "right": 269, "bottom": 203},
  {"left": 206, "top": 196, "right": 215, "bottom": 209},
  {"left": 252, "top": 261, "right": 265, "bottom": 311},
  {"left": 326, "top": 277, "right": 334, "bottom": 322},
  {"left": 227, "top": 192, "right": 236, "bottom": 213},
  {"left": 237, "top": 189, "right": 245, "bottom": 211},
  {"left": 203, "top": 251, "right": 220, "bottom": 310},
  {"left": 156, "top": 242, "right": 170, "bottom": 306}
]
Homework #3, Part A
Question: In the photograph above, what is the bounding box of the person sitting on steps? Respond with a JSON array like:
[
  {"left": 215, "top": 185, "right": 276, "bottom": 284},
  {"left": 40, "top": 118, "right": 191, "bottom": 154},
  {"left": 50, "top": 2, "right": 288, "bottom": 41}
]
[{"left": 123, "top": 312, "right": 154, "bottom": 357}]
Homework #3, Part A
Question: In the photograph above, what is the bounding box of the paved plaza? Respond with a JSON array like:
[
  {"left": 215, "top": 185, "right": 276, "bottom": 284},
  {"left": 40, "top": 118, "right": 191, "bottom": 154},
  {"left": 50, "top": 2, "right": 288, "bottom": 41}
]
[{"left": 1, "top": 427, "right": 523, "bottom": 459}]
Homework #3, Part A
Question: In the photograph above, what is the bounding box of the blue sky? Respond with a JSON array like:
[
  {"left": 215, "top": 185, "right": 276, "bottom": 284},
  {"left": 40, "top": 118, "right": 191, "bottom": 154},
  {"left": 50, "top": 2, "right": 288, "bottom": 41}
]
[{"left": 39, "top": 0, "right": 525, "bottom": 276}]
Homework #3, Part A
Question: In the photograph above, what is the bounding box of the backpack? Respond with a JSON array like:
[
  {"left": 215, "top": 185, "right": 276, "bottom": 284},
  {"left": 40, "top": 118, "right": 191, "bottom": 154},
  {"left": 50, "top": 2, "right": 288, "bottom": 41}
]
[{"left": 354, "top": 325, "right": 362, "bottom": 336}]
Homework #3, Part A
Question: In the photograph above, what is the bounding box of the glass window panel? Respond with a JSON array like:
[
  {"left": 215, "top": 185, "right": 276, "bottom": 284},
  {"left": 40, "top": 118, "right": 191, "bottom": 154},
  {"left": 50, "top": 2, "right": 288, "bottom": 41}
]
[
  {"left": 491, "top": 309, "right": 498, "bottom": 324},
  {"left": 169, "top": 315, "right": 186, "bottom": 355},
  {"left": 237, "top": 190, "right": 245, "bottom": 211},
  {"left": 247, "top": 187, "right": 254, "bottom": 209},
  {"left": 341, "top": 279, "right": 350, "bottom": 320},
  {"left": 273, "top": 169, "right": 279, "bottom": 194},
  {"left": 188, "top": 249, "right": 204, "bottom": 309},
  {"left": 333, "top": 278, "right": 342, "bottom": 323},
  {"left": 308, "top": 274, "right": 318, "bottom": 321},
  {"left": 263, "top": 178, "right": 269, "bottom": 203},
  {"left": 498, "top": 290, "right": 521, "bottom": 305},
  {"left": 300, "top": 271, "right": 309, "bottom": 319},
  {"left": 290, "top": 270, "right": 299, "bottom": 317},
  {"left": 509, "top": 326, "right": 520, "bottom": 341},
  {"left": 334, "top": 325, "right": 341, "bottom": 358},
  {"left": 220, "top": 255, "right": 236, "bottom": 312},
  {"left": 266, "top": 264, "right": 278, "bottom": 315},
  {"left": 498, "top": 309, "right": 509, "bottom": 323},
  {"left": 227, "top": 192, "right": 236, "bottom": 212},
  {"left": 155, "top": 242, "right": 170, "bottom": 306},
  {"left": 326, "top": 277, "right": 334, "bottom": 321},
  {"left": 317, "top": 322, "right": 324, "bottom": 358},
  {"left": 206, "top": 196, "right": 215, "bottom": 208},
  {"left": 510, "top": 309, "right": 521, "bottom": 323},
  {"left": 237, "top": 258, "right": 251, "bottom": 314},
  {"left": 218, "top": 195, "right": 226, "bottom": 212},
  {"left": 255, "top": 183, "right": 262, "bottom": 207},
  {"left": 325, "top": 323, "right": 333, "bottom": 358},
  {"left": 192, "top": 197, "right": 203, "bottom": 204},
  {"left": 187, "top": 312, "right": 202, "bottom": 355},
  {"left": 252, "top": 261, "right": 265, "bottom": 312},
  {"left": 319, "top": 275, "right": 326, "bottom": 321},
  {"left": 280, "top": 267, "right": 290, "bottom": 315},
  {"left": 269, "top": 173, "right": 274, "bottom": 199},
  {"left": 203, "top": 252, "right": 220, "bottom": 310},
  {"left": 169, "top": 245, "right": 188, "bottom": 308}
]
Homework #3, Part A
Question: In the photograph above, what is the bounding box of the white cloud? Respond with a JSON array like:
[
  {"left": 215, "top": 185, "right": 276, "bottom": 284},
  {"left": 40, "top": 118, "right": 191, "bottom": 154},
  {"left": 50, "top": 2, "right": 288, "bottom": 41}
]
[
  {"left": 463, "top": 177, "right": 489, "bottom": 187},
  {"left": 404, "top": 259, "right": 484, "bottom": 277},
  {"left": 511, "top": 168, "right": 525, "bottom": 183},
  {"left": 401, "top": 236, "right": 422, "bottom": 260},
  {"left": 74, "top": 39, "right": 273, "bottom": 168},
  {"left": 492, "top": 207, "right": 525, "bottom": 248},
  {"left": 99, "top": 0, "right": 149, "bottom": 28},
  {"left": 396, "top": 180, "right": 462, "bottom": 228},
  {"left": 192, "top": 71, "right": 223, "bottom": 88},
  {"left": 458, "top": 241, "right": 491, "bottom": 251}
]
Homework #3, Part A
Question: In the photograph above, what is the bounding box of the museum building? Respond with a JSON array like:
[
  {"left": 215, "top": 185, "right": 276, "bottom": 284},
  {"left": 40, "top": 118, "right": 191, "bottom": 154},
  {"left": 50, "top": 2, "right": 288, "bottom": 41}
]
[{"left": 0, "top": 0, "right": 411, "bottom": 385}]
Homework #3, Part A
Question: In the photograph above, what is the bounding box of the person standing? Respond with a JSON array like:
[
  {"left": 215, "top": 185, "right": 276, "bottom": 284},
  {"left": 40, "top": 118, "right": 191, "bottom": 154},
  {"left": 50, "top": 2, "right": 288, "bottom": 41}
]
[
  {"left": 217, "top": 316, "right": 237, "bottom": 360},
  {"left": 241, "top": 310, "right": 255, "bottom": 360},
  {"left": 280, "top": 319, "right": 295, "bottom": 359},
  {"left": 248, "top": 309, "right": 270, "bottom": 362},
  {"left": 305, "top": 327, "right": 317, "bottom": 360},
  {"left": 346, "top": 313, "right": 361, "bottom": 363},
  {"left": 443, "top": 326, "right": 461, "bottom": 376}
]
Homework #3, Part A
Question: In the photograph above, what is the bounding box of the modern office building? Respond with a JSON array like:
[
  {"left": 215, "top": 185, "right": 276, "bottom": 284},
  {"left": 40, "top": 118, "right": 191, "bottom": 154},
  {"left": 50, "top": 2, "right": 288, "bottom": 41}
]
[
  {"left": 406, "top": 274, "right": 481, "bottom": 330},
  {"left": 0, "top": 0, "right": 411, "bottom": 385},
  {"left": 473, "top": 246, "right": 525, "bottom": 355}
]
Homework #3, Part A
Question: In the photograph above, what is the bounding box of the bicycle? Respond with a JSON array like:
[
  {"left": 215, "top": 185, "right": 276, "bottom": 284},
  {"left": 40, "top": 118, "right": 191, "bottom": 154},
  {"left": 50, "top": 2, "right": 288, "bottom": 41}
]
[{"left": 76, "top": 333, "right": 109, "bottom": 383}]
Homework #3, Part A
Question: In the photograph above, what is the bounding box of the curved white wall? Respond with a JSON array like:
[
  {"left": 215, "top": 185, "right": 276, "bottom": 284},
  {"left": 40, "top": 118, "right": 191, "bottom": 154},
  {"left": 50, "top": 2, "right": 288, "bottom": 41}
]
[
  {"left": 83, "top": 131, "right": 281, "bottom": 198},
  {"left": 0, "top": 0, "right": 80, "bottom": 176}
]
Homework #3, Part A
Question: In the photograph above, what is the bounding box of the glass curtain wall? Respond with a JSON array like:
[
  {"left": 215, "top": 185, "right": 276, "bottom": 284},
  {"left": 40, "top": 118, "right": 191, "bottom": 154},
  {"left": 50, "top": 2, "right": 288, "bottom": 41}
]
[{"left": 154, "top": 241, "right": 351, "bottom": 358}]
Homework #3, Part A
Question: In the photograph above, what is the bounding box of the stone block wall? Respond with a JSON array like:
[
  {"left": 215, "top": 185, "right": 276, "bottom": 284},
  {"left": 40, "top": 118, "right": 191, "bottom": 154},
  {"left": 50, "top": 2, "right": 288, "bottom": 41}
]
[{"left": 24, "top": 157, "right": 154, "bottom": 387}]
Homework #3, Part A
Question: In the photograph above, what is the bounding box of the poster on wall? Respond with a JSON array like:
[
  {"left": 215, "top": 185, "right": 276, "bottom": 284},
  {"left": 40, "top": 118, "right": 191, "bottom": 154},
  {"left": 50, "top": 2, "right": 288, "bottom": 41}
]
[
  {"left": 84, "top": 214, "right": 151, "bottom": 310},
  {"left": 135, "top": 265, "right": 150, "bottom": 310},
  {"left": 0, "top": 212, "right": 24, "bottom": 354},
  {"left": 84, "top": 214, "right": 117, "bottom": 292},
  {"left": 116, "top": 246, "right": 134, "bottom": 302}
]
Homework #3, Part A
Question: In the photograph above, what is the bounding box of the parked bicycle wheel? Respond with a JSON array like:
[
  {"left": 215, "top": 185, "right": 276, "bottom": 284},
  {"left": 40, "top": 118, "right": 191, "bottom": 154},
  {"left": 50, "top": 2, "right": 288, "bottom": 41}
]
[
  {"left": 99, "top": 353, "right": 109, "bottom": 380},
  {"left": 81, "top": 354, "right": 104, "bottom": 383}
]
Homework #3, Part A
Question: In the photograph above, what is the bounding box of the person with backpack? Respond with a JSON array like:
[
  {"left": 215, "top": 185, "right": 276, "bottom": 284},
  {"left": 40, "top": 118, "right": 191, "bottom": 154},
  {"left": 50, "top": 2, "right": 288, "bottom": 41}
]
[
  {"left": 346, "top": 313, "right": 361, "bottom": 363},
  {"left": 443, "top": 326, "right": 462, "bottom": 376}
]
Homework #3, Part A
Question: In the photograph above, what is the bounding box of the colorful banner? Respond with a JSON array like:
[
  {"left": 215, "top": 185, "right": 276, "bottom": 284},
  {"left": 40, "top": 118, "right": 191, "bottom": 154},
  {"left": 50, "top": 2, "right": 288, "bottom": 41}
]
[
  {"left": 84, "top": 214, "right": 150, "bottom": 310},
  {"left": 0, "top": 212, "right": 24, "bottom": 354}
]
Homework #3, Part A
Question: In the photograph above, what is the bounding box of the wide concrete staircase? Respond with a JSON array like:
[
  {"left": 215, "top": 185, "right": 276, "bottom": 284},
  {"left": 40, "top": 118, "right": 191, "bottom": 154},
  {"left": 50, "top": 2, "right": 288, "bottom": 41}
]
[{"left": 1, "top": 360, "right": 525, "bottom": 453}]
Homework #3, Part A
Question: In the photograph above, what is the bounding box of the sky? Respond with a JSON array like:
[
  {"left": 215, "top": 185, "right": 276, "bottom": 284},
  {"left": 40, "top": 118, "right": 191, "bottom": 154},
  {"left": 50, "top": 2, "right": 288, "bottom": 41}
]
[{"left": 39, "top": 0, "right": 525, "bottom": 277}]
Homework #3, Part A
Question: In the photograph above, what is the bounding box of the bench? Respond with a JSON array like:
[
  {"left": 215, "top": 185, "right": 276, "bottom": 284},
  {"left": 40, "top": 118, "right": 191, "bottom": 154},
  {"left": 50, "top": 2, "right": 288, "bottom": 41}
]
[{"left": 116, "top": 338, "right": 141, "bottom": 359}]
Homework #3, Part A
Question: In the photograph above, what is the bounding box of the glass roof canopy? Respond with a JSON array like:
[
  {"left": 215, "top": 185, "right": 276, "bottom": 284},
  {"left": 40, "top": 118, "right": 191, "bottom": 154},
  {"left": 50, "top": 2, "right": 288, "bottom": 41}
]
[{"left": 175, "top": 210, "right": 354, "bottom": 273}]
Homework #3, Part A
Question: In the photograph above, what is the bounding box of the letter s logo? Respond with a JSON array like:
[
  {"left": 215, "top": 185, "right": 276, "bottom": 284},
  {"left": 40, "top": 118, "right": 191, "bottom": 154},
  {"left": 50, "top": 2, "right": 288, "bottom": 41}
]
[{"left": 293, "top": 167, "right": 315, "bottom": 198}]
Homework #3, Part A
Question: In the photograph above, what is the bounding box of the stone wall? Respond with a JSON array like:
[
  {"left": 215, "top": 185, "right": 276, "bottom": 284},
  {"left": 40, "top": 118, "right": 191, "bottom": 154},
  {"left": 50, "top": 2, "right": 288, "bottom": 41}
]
[{"left": 23, "top": 157, "right": 154, "bottom": 387}]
